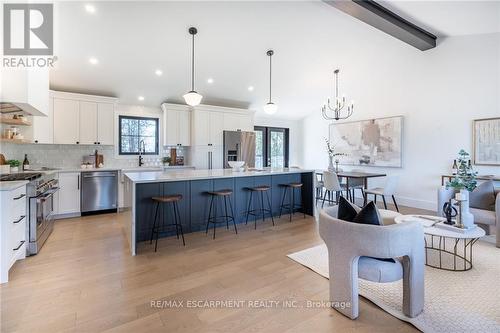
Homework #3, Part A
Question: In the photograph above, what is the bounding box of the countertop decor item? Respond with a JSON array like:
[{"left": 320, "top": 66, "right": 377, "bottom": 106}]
[
  {"left": 183, "top": 27, "right": 203, "bottom": 106},
  {"left": 162, "top": 156, "right": 171, "bottom": 166},
  {"left": 228, "top": 161, "right": 245, "bottom": 172},
  {"left": 321, "top": 69, "right": 354, "bottom": 121},
  {"left": 6, "top": 159, "right": 20, "bottom": 173},
  {"left": 263, "top": 50, "right": 278, "bottom": 115}
]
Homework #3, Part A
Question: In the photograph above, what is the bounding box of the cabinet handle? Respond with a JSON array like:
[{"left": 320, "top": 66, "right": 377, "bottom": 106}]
[
  {"left": 13, "top": 215, "right": 26, "bottom": 224},
  {"left": 94, "top": 142, "right": 97, "bottom": 144},
  {"left": 13, "top": 194, "right": 26, "bottom": 200},
  {"left": 76, "top": 141, "right": 80, "bottom": 144},
  {"left": 34, "top": 140, "right": 38, "bottom": 143},
  {"left": 13, "top": 241, "right": 25, "bottom": 251},
  {"left": 98, "top": 142, "right": 101, "bottom": 145}
]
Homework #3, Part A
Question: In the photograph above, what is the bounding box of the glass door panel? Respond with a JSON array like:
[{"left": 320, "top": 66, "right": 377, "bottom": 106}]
[
  {"left": 268, "top": 129, "right": 285, "bottom": 168},
  {"left": 254, "top": 128, "right": 265, "bottom": 169}
]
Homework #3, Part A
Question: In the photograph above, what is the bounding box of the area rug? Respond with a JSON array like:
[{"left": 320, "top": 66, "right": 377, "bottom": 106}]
[{"left": 287, "top": 240, "right": 500, "bottom": 333}]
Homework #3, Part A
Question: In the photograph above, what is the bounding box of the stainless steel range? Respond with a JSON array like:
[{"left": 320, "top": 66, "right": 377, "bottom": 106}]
[{"left": 0, "top": 172, "right": 59, "bottom": 255}]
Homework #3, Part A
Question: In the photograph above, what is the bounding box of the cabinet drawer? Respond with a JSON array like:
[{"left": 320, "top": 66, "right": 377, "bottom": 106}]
[{"left": 10, "top": 186, "right": 27, "bottom": 202}]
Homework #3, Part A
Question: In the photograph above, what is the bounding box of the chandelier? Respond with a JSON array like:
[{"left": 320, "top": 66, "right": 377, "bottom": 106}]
[{"left": 322, "top": 69, "right": 354, "bottom": 121}]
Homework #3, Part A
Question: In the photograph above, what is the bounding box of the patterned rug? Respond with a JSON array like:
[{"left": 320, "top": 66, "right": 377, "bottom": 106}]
[{"left": 287, "top": 239, "right": 500, "bottom": 333}]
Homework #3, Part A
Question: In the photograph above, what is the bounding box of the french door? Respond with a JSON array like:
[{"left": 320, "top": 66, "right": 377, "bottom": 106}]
[{"left": 254, "top": 126, "right": 289, "bottom": 168}]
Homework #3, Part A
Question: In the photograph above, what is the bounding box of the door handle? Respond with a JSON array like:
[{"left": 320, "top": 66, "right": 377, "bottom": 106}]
[
  {"left": 13, "top": 240, "right": 25, "bottom": 251},
  {"left": 13, "top": 194, "right": 26, "bottom": 200},
  {"left": 13, "top": 215, "right": 26, "bottom": 224},
  {"left": 77, "top": 175, "right": 80, "bottom": 190}
]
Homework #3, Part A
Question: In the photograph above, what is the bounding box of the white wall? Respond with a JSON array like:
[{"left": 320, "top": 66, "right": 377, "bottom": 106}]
[
  {"left": 302, "top": 33, "right": 500, "bottom": 210},
  {"left": 254, "top": 116, "right": 303, "bottom": 168}
]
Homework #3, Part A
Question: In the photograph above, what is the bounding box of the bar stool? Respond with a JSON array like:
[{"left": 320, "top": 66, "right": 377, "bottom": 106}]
[
  {"left": 150, "top": 194, "right": 185, "bottom": 252},
  {"left": 206, "top": 189, "right": 237, "bottom": 239},
  {"left": 279, "top": 182, "right": 305, "bottom": 221},
  {"left": 245, "top": 185, "right": 275, "bottom": 229}
]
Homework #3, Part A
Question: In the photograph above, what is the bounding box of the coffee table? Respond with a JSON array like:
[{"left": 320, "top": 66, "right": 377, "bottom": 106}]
[{"left": 394, "top": 215, "right": 486, "bottom": 271}]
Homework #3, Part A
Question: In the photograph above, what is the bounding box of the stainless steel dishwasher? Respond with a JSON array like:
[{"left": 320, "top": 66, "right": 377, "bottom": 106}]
[{"left": 81, "top": 171, "right": 118, "bottom": 214}]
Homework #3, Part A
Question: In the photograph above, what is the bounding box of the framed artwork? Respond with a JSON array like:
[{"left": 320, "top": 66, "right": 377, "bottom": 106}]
[
  {"left": 329, "top": 116, "right": 403, "bottom": 168},
  {"left": 473, "top": 117, "right": 500, "bottom": 166}
]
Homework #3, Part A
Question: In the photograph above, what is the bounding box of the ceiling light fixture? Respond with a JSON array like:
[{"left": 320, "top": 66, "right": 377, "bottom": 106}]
[
  {"left": 207, "top": 78, "right": 214, "bottom": 84},
  {"left": 183, "top": 27, "right": 203, "bottom": 106},
  {"left": 89, "top": 57, "right": 98, "bottom": 65},
  {"left": 155, "top": 69, "right": 163, "bottom": 76},
  {"left": 263, "top": 50, "right": 277, "bottom": 115},
  {"left": 248, "top": 86, "right": 254, "bottom": 92},
  {"left": 321, "top": 69, "right": 354, "bottom": 121},
  {"left": 85, "top": 4, "right": 96, "bottom": 13},
  {"left": 138, "top": 96, "right": 145, "bottom": 101}
]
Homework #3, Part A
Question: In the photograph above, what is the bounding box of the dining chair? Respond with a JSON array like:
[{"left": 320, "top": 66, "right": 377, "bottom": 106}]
[
  {"left": 321, "top": 171, "right": 347, "bottom": 208},
  {"left": 349, "top": 169, "right": 366, "bottom": 204},
  {"left": 364, "top": 175, "right": 400, "bottom": 212},
  {"left": 315, "top": 172, "right": 325, "bottom": 204}
]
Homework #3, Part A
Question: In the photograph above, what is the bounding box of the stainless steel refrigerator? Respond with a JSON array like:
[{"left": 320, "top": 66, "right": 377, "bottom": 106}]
[{"left": 223, "top": 131, "right": 256, "bottom": 168}]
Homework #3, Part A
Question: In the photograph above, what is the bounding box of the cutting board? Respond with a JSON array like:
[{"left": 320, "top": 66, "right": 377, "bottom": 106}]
[{"left": 0, "top": 154, "right": 6, "bottom": 165}]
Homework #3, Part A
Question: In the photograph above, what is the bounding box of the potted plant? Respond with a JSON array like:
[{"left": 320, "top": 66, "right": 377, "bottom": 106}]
[
  {"left": 445, "top": 149, "right": 477, "bottom": 228},
  {"left": 325, "top": 138, "right": 345, "bottom": 172},
  {"left": 162, "top": 156, "right": 172, "bottom": 167},
  {"left": 7, "top": 159, "right": 20, "bottom": 173}
]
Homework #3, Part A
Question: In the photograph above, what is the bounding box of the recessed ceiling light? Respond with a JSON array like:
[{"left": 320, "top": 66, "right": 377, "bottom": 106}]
[
  {"left": 155, "top": 69, "right": 163, "bottom": 76},
  {"left": 138, "top": 96, "right": 145, "bottom": 101},
  {"left": 207, "top": 78, "right": 214, "bottom": 84},
  {"left": 89, "top": 57, "right": 98, "bottom": 65},
  {"left": 248, "top": 86, "right": 254, "bottom": 92},
  {"left": 85, "top": 4, "right": 96, "bottom": 13}
]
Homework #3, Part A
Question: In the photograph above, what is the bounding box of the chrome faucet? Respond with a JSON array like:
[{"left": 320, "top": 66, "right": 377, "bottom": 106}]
[{"left": 138, "top": 140, "right": 146, "bottom": 167}]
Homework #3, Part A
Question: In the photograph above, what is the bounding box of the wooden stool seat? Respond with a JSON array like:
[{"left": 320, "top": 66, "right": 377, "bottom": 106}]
[
  {"left": 286, "top": 182, "right": 303, "bottom": 188},
  {"left": 207, "top": 189, "right": 233, "bottom": 196},
  {"left": 250, "top": 185, "right": 271, "bottom": 192},
  {"left": 152, "top": 194, "right": 182, "bottom": 203}
]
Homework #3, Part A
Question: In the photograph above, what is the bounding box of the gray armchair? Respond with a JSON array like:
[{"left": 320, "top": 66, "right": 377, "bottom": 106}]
[
  {"left": 437, "top": 187, "right": 500, "bottom": 247},
  {"left": 319, "top": 206, "right": 425, "bottom": 319}
]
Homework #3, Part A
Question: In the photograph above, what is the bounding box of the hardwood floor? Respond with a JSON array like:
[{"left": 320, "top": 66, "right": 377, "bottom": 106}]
[{"left": 1, "top": 202, "right": 429, "bottom": 333}]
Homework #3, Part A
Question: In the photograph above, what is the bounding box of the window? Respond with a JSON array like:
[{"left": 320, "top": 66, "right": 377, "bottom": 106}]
[
  {"left": 254, "top": 126, "right": 289, "bottom": 168},
  {"left": 119, "top": 115, "right": 159, "bottom": 155}
]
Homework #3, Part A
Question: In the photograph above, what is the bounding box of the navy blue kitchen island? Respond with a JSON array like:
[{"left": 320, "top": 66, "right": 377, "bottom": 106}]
[{"left": 122, "top": 168, "right": 315, "bottom": 255}]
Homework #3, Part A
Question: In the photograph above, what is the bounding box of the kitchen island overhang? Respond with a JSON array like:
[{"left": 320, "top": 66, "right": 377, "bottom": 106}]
[{"left": 122, "top": 168, "right": 316, "bottom": 255}]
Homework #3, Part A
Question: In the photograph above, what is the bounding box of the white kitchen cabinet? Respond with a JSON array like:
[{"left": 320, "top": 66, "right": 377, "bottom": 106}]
[
  {"left": 162, "top": 104, "right": 191, "bottom": 146},
  {"left": 53, "top": 98, "right": 80, "bottom": 144},
  {"left": 79, "top": 101, "right": 98, "bottom": 145},
  {"left": 192, "top": 110, "right": 224, "bottom": 146},
  {"left": 0, "top": 185, "right": 27, "bottom": 284},
  {"left": 191, "top": 145, "right": 223, "bottom": 169},
  {"left": 56, "top": 172, "right": 81, "bottom": 215},
  {"left": 51, "top": 91, "right": 117, "bottom": 145},
  {"left": 97, "top": 103, "right": 115, "bottom": 145},
  {"left": 223, "top": 113, "right": 253, "bottom": 132},
  {"left": 31, "top": 96, "right": 53, "bottom": 144},
  {"left": 209, "top": 112, "right": 224, "bottom": 146}
]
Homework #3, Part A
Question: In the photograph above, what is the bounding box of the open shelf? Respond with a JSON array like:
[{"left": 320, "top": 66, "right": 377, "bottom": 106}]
[{"left": 0, "top": 117, "right": 32, "bottom": 126}]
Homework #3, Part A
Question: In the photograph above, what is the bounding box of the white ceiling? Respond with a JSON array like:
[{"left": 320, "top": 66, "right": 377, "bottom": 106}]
[{"left": 50, "top": 1, "right": 500, "bottom": 119}]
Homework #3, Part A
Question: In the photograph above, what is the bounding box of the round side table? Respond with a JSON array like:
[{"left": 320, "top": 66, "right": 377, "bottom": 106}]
[{"left": 394, "top": 215, "right": 485, "bottom": 271}]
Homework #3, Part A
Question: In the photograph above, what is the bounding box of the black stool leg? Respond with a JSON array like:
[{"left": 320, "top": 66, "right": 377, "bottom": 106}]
[
  {"left": 266, "top": 191, "right": 275, "bottom": 226},
  {"left": 246, "top": 191, "right": 253, "bottom": 225},
  {"left": 260, "top": 191, "right": 265, "bottom": 223},
  {"left": 289, "top": 188, "right": 294, "bottom": 222},
  {"left": 174, "top": 201, "right": 185, "bottom": 246},
  {"left": 382, "top": 195, "right": 387, "bottom": 209},
  {"left": 228, "top": 196, "right": 237, "bottom": 234},
  {"left": 170, "top": 202, "right": 179, "bottom": 240},
  {"left": 206, "top": 195, "right": 214, "bottom": 234},
  {"left": 213, "top": 196, "right": 218, "bottom": 239},
  {"left": 150, "top": 202, "right": 160, "bottom": 244},
  {"left": 279, "top": 187, "right": 287, "bottom": 218},
  {"left": 224, "top": 196, "right": 230, "bottom": 230}
]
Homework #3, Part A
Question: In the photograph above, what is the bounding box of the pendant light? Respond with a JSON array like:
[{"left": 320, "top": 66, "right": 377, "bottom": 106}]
[
  {"left": 183, "top": 27, "right": 203, "bottom": 106},
  {"left": 263, "top": 50, "right": 277, "bottom": 114}
]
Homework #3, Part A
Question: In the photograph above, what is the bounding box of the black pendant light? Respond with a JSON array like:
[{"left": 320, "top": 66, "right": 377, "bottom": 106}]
[
  {"left": 263, "top": 50, "right": 277, "bottom": 114},
  {"left": 183, "top": 27, "right": 203, "bottom": 106}
]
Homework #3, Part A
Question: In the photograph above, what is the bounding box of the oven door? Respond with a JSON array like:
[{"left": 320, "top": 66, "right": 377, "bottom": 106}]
[{"left": 32, "top": 188, "right": 58, "bottom": 242}]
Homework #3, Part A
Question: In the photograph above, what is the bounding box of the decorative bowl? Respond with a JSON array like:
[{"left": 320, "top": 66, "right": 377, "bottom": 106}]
[{"left": 228, "top": 161, "right": 245, "bottom": 171}]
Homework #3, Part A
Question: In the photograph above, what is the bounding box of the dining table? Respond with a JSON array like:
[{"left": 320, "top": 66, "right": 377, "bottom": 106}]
[{"left": 315, "top": 170, "right": 387, "bottom": 194}]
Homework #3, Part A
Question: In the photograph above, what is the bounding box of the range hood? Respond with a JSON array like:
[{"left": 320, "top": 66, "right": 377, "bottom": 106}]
[{"left": 0, "top": 102, "right": 47, "bottom": 117}]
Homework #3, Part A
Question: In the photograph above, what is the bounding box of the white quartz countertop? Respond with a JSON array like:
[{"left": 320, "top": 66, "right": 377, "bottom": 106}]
[
  {"left": 0, "top": 180, "right": 28, "bottom": 191},
  {"left": 124, "top": 168, "right": 314, "bottom": 183},
  {"left": 26, "top": 165, "right": 195, "bottom": 173}
]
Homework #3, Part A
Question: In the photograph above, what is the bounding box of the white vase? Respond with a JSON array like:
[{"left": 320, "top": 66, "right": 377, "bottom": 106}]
[
  {"left": 328, "top": 156, "right": 334, "bottom": 172},
  {"left": 10, "top": 166, "right": 19, "bottom": 173},
  {"left": 459, "top": 189, "right": 475, "bottom": 229}
]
